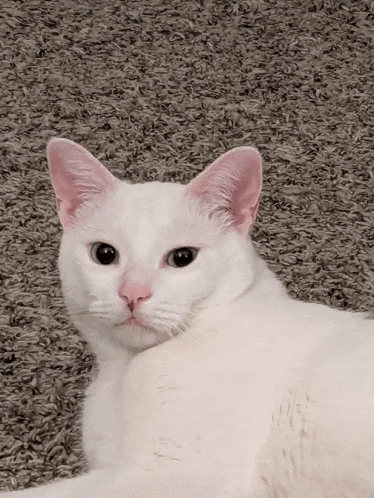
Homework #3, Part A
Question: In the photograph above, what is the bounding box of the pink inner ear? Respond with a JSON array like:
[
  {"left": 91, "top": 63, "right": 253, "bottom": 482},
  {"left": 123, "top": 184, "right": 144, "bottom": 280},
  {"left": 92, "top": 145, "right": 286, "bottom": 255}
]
[
  {"left": 187, "top": 147, "right": 262, "bottom": 234},
  {"left": 47, "top": 138, "right": 117, "bottom": 227}
]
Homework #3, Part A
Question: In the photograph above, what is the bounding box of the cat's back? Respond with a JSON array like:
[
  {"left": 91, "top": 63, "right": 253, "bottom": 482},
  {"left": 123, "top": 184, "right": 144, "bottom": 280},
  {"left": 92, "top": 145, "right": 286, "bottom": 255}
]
[
  {"left": 241, "top": 295, "right": 374, "bottom": 498},
  {"left": 259, "top": 305, "right": 374, "bottom": 498}
]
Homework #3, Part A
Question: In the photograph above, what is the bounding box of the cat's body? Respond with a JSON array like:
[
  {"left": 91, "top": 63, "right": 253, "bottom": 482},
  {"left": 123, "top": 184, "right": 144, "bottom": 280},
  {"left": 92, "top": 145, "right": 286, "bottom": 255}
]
[
  {"left": 2, "top": 140, "right": 374, "bottom": 497},
  {"left": 83, "top": 270, "right": 374, "bottom": 498}
]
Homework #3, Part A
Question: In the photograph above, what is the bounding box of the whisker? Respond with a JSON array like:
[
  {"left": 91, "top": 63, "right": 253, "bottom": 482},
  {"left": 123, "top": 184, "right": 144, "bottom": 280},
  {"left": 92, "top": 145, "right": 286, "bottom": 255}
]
[
  {"left": 151, "top": 320, "right": 172, "bottom": 337},
  {"left": 151, "top": 319, "right": 175, "bottom": 339},
  {"left": 156, "top": 301, "right": 189, "bottom": 311},
  {"left": 151, "top": 310, "right": 182, "bottom": 321},
  {"left": 70, "top": 310, "right": 114, "bottom": 321}
]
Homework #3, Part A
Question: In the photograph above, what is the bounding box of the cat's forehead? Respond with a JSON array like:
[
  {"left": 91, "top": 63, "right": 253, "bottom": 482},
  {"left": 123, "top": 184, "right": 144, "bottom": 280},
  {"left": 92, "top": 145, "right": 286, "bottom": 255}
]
[
  {"left": 119, "top": 181, "right": 187, "bottom": 218},
  {"left": 112, "top": 181, "right": 189, "bottom": 230},
  {"left": 80, "top": 180, "right": 217, "bottom": 252}
]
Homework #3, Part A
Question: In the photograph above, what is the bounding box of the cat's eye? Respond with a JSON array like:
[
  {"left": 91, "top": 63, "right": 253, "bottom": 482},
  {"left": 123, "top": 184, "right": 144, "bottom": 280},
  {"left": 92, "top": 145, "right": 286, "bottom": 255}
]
[
  {"left": 166, "top": 247, "right": 198, "bottom": 268},
  {"left": 91, "top": 242, "right": 118, "bottom": 265}
]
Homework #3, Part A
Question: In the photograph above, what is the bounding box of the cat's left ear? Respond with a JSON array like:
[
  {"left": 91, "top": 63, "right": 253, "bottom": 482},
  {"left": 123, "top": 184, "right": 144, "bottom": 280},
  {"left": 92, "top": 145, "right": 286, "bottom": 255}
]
[
  {"left": 186, "top": 147, "right": 262, "bottom": 234},
  {"left": 47, "top": 138, "right": 118, "bottom": 228}
]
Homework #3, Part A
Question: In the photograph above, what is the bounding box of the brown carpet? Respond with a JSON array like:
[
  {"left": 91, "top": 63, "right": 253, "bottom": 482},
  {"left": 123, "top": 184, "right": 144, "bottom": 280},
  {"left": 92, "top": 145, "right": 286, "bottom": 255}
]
[{"left": 0, "top": 0, "right": 373, "bottom": 491}]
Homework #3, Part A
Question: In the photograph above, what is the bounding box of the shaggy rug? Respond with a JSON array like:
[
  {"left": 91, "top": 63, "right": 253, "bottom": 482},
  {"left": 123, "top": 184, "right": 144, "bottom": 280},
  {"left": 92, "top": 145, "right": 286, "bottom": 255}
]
[{"left": 0, "top": 0, "right": 373, "bottom": 491}]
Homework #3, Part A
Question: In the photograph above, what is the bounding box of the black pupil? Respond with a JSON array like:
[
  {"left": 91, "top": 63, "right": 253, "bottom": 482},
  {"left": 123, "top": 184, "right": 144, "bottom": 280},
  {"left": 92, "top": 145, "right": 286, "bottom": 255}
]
[
  {"left": 173, "top": 248, "right": 193, "bottom": 267},
  {"left": 96, "top": 244, "right": 116, "bottom": 265}
]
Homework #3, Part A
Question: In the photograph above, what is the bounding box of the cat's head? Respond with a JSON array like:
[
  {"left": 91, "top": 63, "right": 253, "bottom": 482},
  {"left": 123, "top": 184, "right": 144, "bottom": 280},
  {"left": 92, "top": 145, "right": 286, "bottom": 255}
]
[{"left": 47, "top": 139, "right": 262, "bottom": 352}]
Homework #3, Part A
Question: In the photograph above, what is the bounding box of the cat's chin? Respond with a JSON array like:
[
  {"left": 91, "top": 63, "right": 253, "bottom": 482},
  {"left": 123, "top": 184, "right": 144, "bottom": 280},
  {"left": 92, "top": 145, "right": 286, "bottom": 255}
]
[{"left": 115, "top": 321, "right": 173, "bottom": 351}]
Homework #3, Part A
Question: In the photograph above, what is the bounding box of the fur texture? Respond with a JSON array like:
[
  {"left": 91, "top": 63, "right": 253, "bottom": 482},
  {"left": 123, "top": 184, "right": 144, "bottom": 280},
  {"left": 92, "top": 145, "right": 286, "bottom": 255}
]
[{"left": 2, "top": 140, "right": 374, "bottom": 498}]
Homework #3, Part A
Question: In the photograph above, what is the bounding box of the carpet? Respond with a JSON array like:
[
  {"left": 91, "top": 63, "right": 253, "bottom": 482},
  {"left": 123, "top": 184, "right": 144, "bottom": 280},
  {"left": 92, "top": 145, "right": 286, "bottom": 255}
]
[{"left": 0, "top": 0, "right": 373, "bottom": 490}]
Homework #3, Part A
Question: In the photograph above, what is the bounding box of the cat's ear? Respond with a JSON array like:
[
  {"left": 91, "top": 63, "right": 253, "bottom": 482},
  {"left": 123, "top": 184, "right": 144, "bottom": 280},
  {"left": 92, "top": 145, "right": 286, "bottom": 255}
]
[
  {"left": 186, "top": 147, "right": 262, "bottom": 234},
  {"left": 47, "top": 138, "right": 118, "bottom": 228}
]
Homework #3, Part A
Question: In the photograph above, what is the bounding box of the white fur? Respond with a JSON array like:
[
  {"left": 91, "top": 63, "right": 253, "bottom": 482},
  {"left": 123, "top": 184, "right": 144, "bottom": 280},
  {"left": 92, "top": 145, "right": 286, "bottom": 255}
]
[
  {"left": 2, "top": 164, "right": 374, "bottom": 498},
  {"left": 59, "top": 181, "right": 258, "bottom": 355}
]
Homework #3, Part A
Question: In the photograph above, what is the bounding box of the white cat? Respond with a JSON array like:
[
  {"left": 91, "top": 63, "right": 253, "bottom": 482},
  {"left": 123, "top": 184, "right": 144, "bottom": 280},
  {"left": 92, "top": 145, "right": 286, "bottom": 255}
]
[{"left": 2, "top": 138, "right": 374, "bottom": 498}]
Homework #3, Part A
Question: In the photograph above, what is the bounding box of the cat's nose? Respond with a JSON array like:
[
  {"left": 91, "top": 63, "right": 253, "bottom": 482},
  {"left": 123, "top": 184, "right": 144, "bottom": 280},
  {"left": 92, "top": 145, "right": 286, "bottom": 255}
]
[{"left": 118, "top": 282, "right": 152, "bottom": 311}]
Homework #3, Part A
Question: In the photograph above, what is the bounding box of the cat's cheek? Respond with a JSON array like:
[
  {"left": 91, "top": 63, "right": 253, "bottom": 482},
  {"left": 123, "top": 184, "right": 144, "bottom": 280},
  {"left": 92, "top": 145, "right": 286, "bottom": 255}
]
[{"left": 161, "top": 266, "right": 219, "bottom": 301}]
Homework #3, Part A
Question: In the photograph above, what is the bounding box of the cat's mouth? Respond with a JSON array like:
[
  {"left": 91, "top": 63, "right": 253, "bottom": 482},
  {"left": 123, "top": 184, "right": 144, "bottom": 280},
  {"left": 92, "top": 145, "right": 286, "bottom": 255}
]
[
  {"left": 116, "top": 315, "right": 146, "bottom": 330},
  {"left": 114, "top": 315, "right": 173, "bottom": 351},
  {"left": 116, "top": 315, "right": 166, "bottom": 337},
  {"left": 122, "top": 315, "right": 144, "bottom": 327}
]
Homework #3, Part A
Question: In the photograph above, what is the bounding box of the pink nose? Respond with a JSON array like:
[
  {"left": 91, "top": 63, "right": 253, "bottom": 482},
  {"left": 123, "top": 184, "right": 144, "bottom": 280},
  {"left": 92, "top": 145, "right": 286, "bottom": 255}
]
[{"left": 118, "top": 282, "right": 152, "bottom": 312}]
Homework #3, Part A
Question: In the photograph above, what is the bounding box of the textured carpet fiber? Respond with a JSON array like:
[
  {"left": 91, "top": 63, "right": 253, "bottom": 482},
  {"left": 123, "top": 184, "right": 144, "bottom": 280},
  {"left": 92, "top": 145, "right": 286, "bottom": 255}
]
[{"left": 1, "top": 0, "right": 373, "bottom": 491}]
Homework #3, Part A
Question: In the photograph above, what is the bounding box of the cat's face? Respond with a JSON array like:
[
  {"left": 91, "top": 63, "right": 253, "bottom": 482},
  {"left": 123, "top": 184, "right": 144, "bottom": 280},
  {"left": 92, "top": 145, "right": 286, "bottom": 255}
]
[{"left": 48, "top": 139, "right": 262, "bottom": 351}]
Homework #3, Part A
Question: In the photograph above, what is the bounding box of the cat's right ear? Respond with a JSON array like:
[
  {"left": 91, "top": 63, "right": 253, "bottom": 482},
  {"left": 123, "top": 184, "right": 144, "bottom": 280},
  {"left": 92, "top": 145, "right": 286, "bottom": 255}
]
[{"left": 47, "top": 138, "right": 118, "bottom": 228}]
